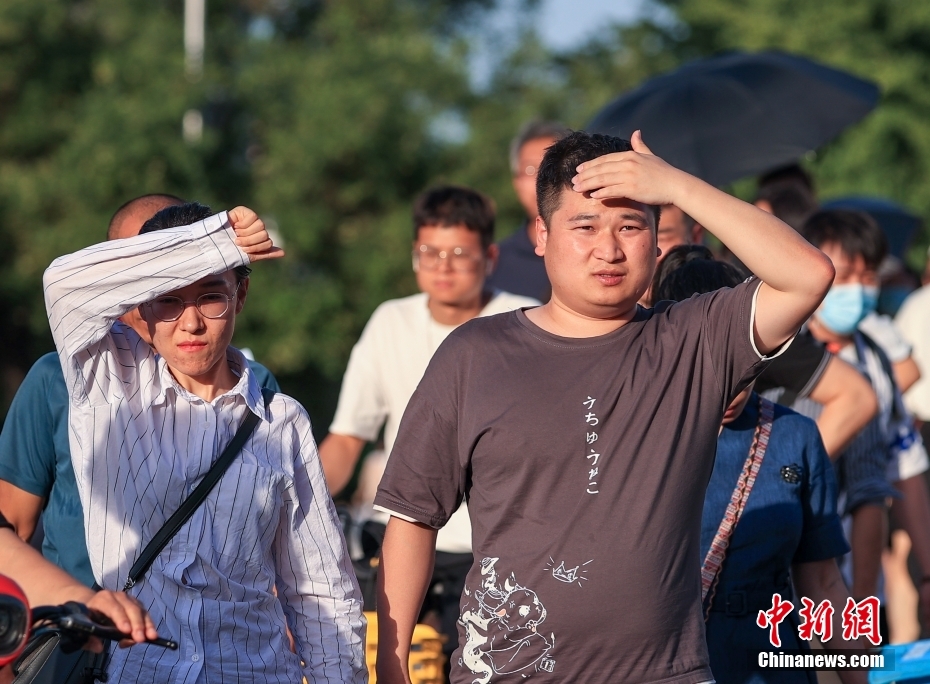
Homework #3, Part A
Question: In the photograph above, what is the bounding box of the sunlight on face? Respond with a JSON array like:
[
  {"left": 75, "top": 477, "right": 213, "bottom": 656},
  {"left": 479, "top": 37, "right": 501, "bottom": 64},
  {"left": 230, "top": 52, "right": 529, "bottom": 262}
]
[{"left": 536, "top": 189, "right": 658, "bottom": 319}]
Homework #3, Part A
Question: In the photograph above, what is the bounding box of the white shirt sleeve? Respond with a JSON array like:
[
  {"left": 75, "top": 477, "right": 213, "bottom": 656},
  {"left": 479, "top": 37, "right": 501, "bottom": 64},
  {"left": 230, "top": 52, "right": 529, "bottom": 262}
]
[
  {"left": 329, "top": 307, "right": 390, "bottom": 442},
  {"left": 274, "top": 405, "right": 367, "bottom": 682},
  {"left": 43, "top": 212, "right": 247, "bottom": 403}
]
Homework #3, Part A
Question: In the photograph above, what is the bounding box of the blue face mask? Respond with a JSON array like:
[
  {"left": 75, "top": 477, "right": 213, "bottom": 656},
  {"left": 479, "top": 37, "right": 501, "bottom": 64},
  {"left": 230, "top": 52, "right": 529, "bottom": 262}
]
[{"left": 817, "top": 283, "right": 879, "bottom": 335}]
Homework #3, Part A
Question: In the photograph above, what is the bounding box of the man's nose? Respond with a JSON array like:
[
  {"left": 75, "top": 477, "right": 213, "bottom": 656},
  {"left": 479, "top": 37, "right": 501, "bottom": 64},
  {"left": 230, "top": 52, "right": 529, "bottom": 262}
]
[
  {"left": 436, "top": 253, "right": 455, "bottom": 272},
  {"left": 593, "top": 230, "right": 624, "bottom": 261},
  {"left": 177, "top": 302, "right": 206, "bottom": 332}
]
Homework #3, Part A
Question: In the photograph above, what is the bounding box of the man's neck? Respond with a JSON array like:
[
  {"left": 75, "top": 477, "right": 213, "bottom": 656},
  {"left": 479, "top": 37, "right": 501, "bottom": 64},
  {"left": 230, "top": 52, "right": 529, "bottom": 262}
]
[
  {"left": 168, "top": 354, "right": 239, "bottom": 402},
  {"left": 427, "top": 291, "right": 492, "bottom": 327},
  {"left": 524, "top": 296, "right": 639, "bottom": 338}
]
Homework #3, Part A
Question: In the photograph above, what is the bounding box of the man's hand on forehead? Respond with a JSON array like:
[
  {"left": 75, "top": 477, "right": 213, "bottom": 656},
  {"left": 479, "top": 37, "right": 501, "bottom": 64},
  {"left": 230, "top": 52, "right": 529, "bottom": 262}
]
[
  {"left": 570, "top": 131, "right": 687, "bottom": 209},
  {"left": 228, "top": 206, "right": 285, "bottom": 262}
]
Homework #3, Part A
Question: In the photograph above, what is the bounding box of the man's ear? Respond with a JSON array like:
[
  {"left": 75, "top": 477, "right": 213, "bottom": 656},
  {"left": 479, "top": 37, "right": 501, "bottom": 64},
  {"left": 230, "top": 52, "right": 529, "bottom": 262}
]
[
  {"left": 534, "top": 216, "right": 548, "bottom": 257},
  {"left": 235, "top": 277, "right": 249, "bottom": 314}
]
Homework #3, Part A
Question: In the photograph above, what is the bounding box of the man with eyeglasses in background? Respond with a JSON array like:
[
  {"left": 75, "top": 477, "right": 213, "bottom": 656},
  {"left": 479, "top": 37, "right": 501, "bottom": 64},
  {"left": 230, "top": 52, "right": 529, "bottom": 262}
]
[{"left": 319, "top": 185, "right": 538, "bottom": 656}]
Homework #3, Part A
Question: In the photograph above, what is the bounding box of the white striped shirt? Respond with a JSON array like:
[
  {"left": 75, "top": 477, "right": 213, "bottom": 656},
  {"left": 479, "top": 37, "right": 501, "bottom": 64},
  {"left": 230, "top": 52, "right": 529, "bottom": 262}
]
[{"left": 43, "top": 212, "right": 366, "bottom": 684}]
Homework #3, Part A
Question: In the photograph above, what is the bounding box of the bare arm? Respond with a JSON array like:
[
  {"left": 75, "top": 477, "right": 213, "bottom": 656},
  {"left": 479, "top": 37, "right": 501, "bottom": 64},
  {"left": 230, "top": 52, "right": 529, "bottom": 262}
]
[
  {"left": 0, "top": 481, "right": 43, "bottom": 542},
  {"left": 807, "top": 356, "right": 879, "bottom": 459},
  {"left": 572, "top": 131, "right": 835, "bottom": 354},
  {"left": 0, "top": 528, "right": 157, "bottom": 646},
  {"left": 319, "top": 433, "right": 366, "bottom": 495},
  {"left": 891, "top": 474, "right": 930, "bottom": 626},
  {"left": 376, "top": 517, "right": 437, "bottom": 684},
  {"left": 792, "top": 559, "right": 869, "bottom": 684},
  {"left": 893, "top": 357, "right": 921, "bottom": 393}
]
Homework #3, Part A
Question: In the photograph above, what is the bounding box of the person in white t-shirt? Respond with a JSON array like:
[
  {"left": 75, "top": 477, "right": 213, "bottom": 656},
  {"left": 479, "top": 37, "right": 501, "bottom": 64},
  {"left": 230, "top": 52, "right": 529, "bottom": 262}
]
[{"left": 319, "top": 185, "right": 539, "bottom": 649}]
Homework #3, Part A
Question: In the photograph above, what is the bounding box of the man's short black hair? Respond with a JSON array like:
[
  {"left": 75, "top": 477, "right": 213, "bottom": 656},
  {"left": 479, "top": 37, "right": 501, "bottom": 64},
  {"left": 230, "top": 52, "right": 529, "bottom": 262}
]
[
  {"left": 140, "top": 202, "right": 252, "bottom": 282},
  {"left": 653, "top": 245, "right": 747, "bottom": 302},
  {"left": 412, "top": 185, "right": 495, "bottom": 249},
  {"left": 802, "top": 209, "right": 887, "bottom": 272},
  {"left": 536, "top": 131, "right": 661, "bottom": 228},
  {"left": 108, "top": 193, "right": 185, "bottom": 240},
  {"left": 754, "top": 164, "right": 817, "bottom": 231}
]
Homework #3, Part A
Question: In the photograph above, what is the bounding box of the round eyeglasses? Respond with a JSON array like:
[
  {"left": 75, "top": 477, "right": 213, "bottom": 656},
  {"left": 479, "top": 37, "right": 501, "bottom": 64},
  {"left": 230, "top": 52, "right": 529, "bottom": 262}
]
[
  {"left": 146, "top": 282, "right": 241, "bottom": 322},
  {"left": 412, "top": 244, "right": 482, "bottom": 272}
]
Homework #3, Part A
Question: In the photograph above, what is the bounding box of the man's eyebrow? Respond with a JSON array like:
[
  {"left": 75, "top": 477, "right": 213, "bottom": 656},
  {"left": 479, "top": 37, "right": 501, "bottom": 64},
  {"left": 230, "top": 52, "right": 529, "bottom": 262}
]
[
  {"left": 567, "top": 213, "right": 599, "bottom": 222},
  {"left": 197, "top": 278, "right": 230, "bottom": 288}
]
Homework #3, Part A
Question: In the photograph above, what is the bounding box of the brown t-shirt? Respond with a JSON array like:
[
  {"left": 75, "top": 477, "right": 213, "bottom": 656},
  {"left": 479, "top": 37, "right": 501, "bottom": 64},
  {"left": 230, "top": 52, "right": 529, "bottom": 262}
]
[{"left": 375, "top": 279, "right": 771, "bottom": 684}]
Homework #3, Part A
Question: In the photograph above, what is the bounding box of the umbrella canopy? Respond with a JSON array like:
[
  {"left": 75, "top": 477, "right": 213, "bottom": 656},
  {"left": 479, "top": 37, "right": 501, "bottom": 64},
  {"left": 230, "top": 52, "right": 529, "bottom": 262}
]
[
  {"left": 821, "top": 196, "right": 922, "bottom": 259},
  {"left": 587, "top": 51, "right": 880, "bottom": 188}
]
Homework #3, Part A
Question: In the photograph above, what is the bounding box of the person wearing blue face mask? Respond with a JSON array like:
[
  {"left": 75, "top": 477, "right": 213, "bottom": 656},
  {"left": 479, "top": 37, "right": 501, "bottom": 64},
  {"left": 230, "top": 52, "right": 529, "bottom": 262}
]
[{"left": 803, "top": 209, "right": 930, "bottom": 630}]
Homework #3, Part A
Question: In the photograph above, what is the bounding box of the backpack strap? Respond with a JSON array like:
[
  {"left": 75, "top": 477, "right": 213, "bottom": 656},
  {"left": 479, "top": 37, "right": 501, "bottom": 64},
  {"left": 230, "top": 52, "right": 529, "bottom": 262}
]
[
  {"left": 119, "top": 388, "right": 274, "bottom": 591},
  {"left": 701, "top": 395, "right": 775, "bottom": 617}
]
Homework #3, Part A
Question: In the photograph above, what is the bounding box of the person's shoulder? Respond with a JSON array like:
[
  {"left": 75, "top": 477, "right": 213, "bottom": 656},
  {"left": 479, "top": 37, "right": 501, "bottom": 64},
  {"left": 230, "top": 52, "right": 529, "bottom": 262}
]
[
  {"left": 366, "top": 293, "right": 428, "bottom": 327},
  {"left": 15, "top": 352, "right": 65, "bottom": 396},
  {"left": 30, "top": 352, "right": 65, "bottom": 380},
  {"left": 897, "top": 285, "right": 930, "bottom": 322},
  {"left": 482, "top": 290, "right": 541, "bottom": 315},
  {"left": 263, "top": 390, "right": 314, "bottom": 432},
  {"left": 769, "top": 400, "right": 824, "bottom": 447}
]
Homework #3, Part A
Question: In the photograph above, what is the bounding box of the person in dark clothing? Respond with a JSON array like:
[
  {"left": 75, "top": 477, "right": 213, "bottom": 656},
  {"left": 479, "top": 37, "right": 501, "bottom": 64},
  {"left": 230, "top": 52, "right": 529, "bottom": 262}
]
[{"left": 486, "top": 121, "right": 570, "bottom": 302}]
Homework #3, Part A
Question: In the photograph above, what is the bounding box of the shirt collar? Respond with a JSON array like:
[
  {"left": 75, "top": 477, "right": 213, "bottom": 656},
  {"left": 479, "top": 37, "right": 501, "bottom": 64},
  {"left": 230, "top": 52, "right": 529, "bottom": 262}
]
[{"left": 151, "top": 347, "right": 270, "bottom": 422}]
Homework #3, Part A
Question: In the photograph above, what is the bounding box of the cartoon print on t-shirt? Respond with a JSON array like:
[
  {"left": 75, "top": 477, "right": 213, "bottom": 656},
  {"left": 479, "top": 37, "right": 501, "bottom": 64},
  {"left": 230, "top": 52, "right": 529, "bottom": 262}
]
[
  {"left": 459, "top": 557, "right": 555, "bottom": 683},
  {"left": 545, "top": 557, "right": 592, "bottom": 587}
]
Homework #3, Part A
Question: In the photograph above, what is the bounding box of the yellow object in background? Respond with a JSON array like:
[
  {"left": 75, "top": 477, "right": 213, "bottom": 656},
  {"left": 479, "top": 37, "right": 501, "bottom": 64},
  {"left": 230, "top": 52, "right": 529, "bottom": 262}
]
[{"left": 364, "top": 612, "right": 446, "bottom": 684}]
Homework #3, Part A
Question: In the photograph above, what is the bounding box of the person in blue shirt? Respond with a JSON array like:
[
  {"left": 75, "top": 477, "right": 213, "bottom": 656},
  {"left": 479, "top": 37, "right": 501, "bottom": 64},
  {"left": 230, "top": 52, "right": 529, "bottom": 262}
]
[
  {"left": 655, "top": 250, "right": 868, "bottom": 684},
  {"left": 0, "top": 194, "right": 279, "bottom": 585}
]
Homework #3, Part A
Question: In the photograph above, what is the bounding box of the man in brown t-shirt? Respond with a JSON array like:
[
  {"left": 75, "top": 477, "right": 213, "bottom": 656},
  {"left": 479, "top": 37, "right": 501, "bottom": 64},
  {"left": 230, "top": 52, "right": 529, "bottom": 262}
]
[{"left": 373, "top": 131, "right": 836, "bottom": 684}]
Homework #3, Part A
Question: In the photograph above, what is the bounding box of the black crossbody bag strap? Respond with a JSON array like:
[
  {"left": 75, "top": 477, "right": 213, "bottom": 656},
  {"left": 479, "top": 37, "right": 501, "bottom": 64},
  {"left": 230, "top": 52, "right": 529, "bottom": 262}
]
[{"left": 114, "top": 389, "right": 274, "bottom": 592}]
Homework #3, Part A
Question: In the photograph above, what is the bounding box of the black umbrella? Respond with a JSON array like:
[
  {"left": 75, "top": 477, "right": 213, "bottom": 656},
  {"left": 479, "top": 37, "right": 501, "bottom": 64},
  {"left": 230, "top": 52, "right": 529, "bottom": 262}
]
[
  {"left": 587, "top": 51, "right": 880, "bottom": 188},
  {"left": 821, "top": 196, "right": 922, "bottom": 259}
]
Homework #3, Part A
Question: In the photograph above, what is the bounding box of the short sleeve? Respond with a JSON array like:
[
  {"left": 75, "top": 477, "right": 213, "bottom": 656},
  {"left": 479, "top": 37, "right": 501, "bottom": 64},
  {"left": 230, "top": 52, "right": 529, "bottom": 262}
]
[
  {"left": 329, "top": 310, "right": 390, "bottom": 442},
  {"left": 686, "top": 278, "right": 781, "bottom": 403},
  {"left": 793, "top": 416, "right": 850, "bottom": 564},
  {"left": 0, "top": 355, "right": 59, "bottom": 497},
  {"left": 373, "top": 336, "right": 467, "bottom": 529}
]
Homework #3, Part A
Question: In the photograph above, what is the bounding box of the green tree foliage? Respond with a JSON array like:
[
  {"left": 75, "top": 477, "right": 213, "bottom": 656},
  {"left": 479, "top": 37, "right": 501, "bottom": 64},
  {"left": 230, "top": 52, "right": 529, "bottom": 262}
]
[{"left": 626, "top": 0, "right": 930, "bottom": 267}]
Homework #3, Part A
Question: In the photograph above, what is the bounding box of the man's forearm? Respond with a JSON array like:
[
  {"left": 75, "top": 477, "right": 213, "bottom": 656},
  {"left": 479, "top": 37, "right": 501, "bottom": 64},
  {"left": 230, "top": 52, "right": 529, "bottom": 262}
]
[
  {"left": 674, "top": 174, "right": 833, "bottom": 297},
  {"left": 376, "top": 517, "right": 437, "bottom": 684},
  {"left": 809, "top": 357, "right": 878, "bottom": 459},
  {"left": 319, "top": 433, "right": 366, "bottom": 495}
]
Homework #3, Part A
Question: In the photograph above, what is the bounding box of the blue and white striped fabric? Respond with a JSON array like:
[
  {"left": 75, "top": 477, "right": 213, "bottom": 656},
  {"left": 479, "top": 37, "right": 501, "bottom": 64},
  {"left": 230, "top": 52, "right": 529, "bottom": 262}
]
[{"left": 43, "top": 212, "right": 366, "bottom": 684}]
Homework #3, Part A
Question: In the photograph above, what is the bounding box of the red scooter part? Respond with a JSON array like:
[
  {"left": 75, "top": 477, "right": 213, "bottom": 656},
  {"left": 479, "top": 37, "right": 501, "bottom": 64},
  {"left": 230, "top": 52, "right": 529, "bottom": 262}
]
[{"left": 0, "top": 574, "right": 30, "bottom": 667}]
